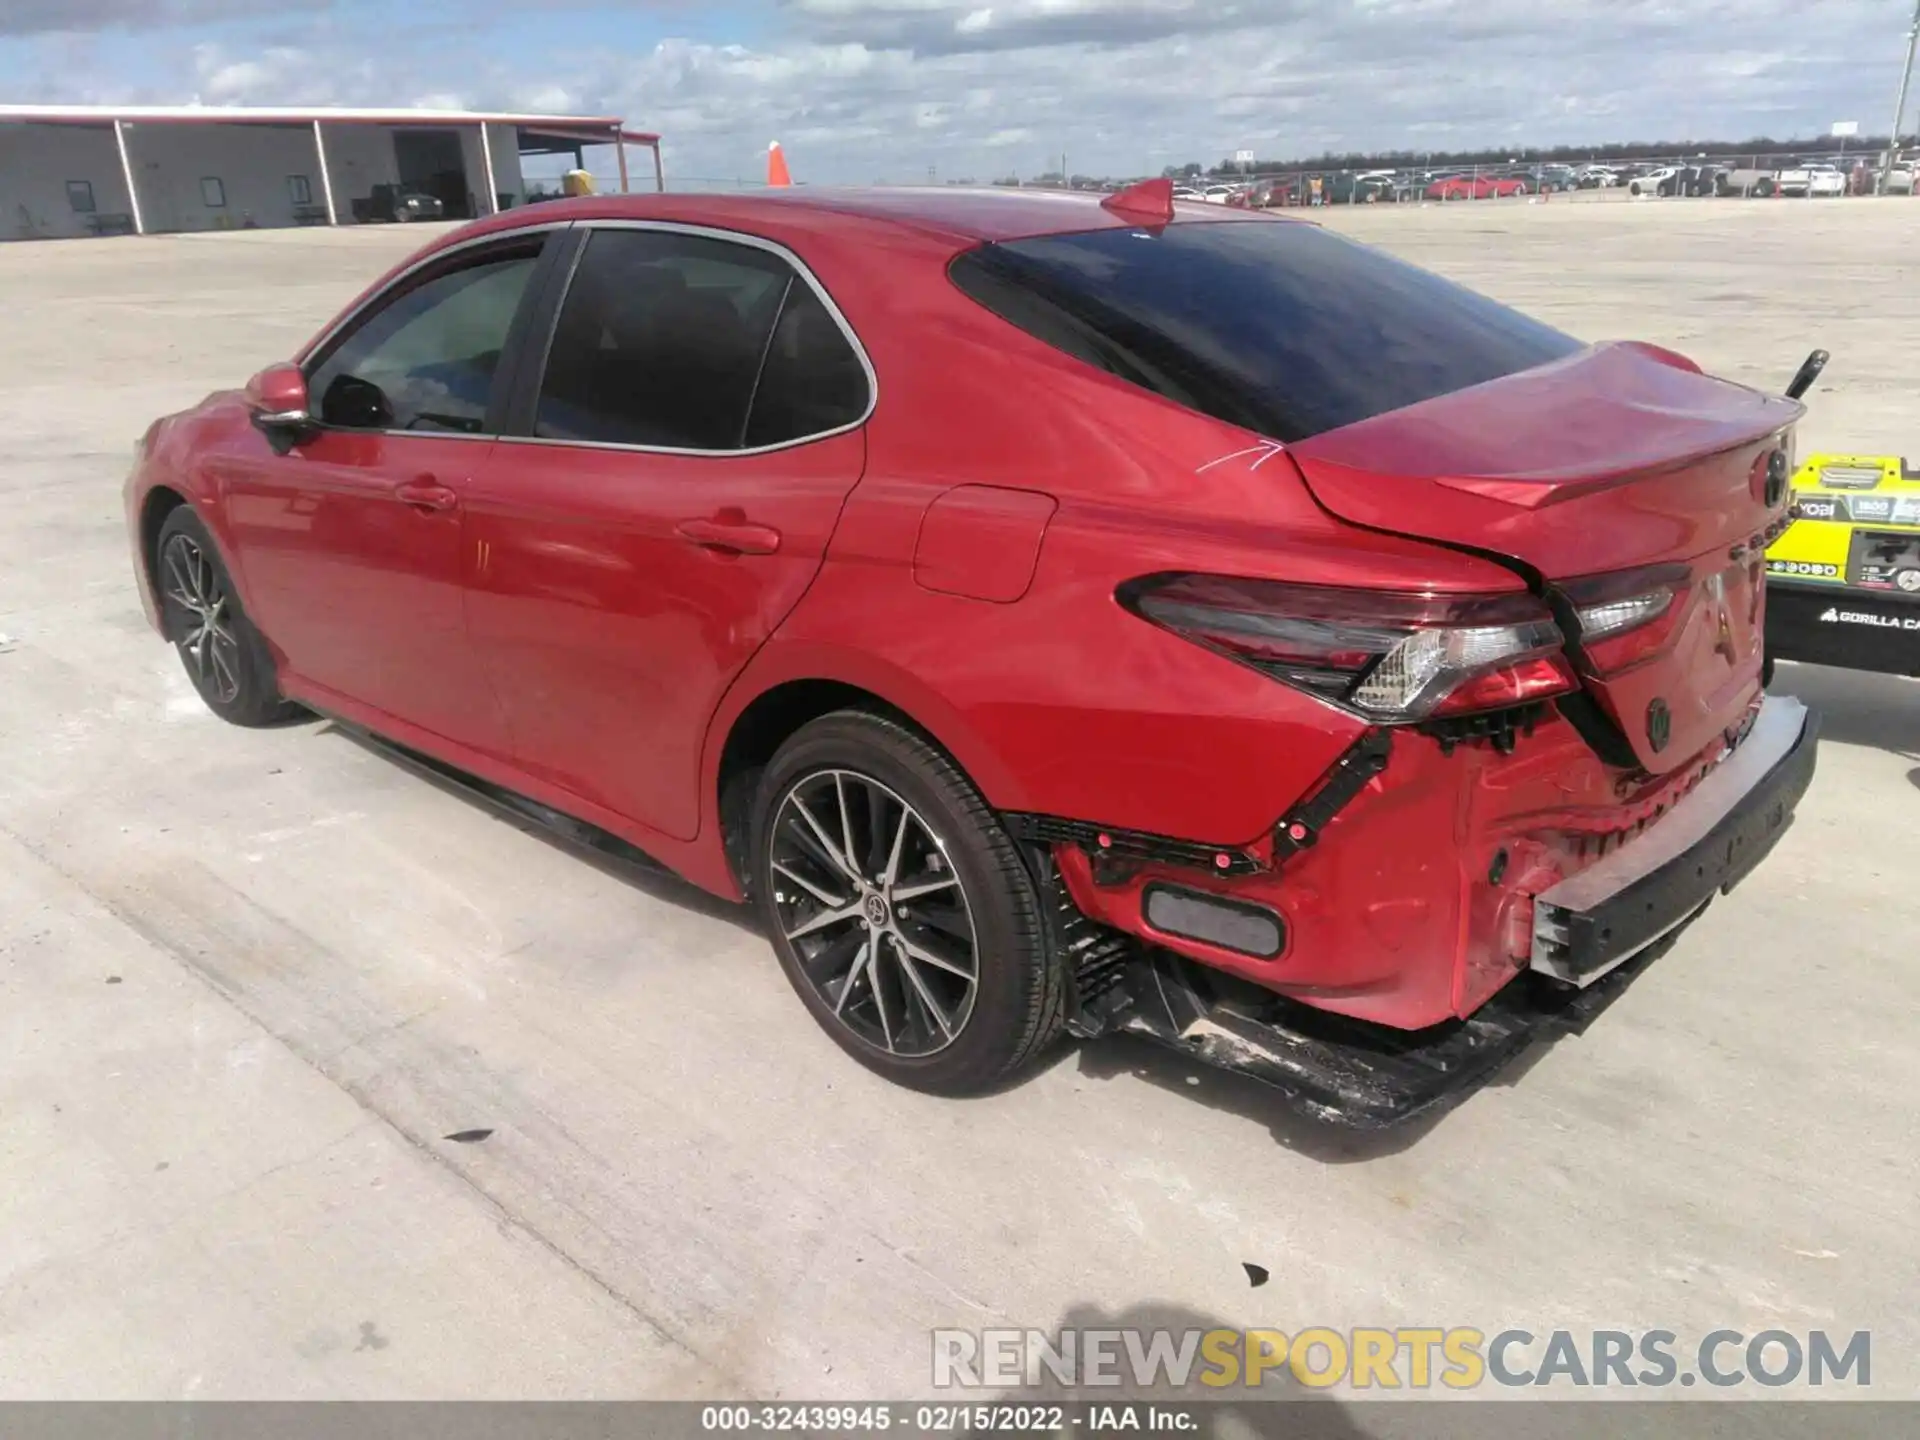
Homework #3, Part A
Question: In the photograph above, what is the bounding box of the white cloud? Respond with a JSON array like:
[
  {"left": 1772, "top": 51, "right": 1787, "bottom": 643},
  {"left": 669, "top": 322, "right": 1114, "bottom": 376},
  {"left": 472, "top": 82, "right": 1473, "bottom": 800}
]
[{"left": 7, "top": 0, "right": 1915, "bottom": 183}]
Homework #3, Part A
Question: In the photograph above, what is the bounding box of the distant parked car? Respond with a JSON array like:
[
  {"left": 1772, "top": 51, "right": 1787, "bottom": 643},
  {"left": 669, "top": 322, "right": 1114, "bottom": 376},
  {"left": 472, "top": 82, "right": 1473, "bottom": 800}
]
[
  {"left": 1778, "top": 163, "right": 1846, "bottom": 197},
  {"left": 1426, "top": 173, "right": 1527, "bottom": 200},
  {"left": 1171, "top": 186, "right": 1207, "bottom": 203},
  {"left": 1244, "top": 179, "right": 1298, "bottom": 208},
  {"left": 1657, "top": 165, "right": 1723, "bottom": 197},
  {"left": 1329, "top": 171, "right": 1397, "bottom": 204},
  {"left": 1531, "top": 164, "right": 1579, "bottom": 192},
  {"left": 1880, "top": 158, "right": 1916, "bottom": 195},
  {"left": 1200, "top": 184, "right": 1240, "bottom": 205},
  {"left": 1626, "top": 167, "right": 1679, "bottom": 196},
  {"left": 1574, "top": 165, "right": 1621, "bottom": 188},
  {"left": 351, "top": 186, "right": 447, "bottom": 223},
  {"left": 1715, "top": 165, "right": 1779, "bottom": 196}
]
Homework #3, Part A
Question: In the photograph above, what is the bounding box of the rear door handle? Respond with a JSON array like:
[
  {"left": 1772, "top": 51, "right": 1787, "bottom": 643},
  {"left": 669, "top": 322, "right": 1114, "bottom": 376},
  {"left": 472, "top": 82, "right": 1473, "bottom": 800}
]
[
  {"left": 395, "top": 478, "right": 458, "bottom": 513},
  {"left": 675, "top": 515, "right": 782, "bottom": 556}
]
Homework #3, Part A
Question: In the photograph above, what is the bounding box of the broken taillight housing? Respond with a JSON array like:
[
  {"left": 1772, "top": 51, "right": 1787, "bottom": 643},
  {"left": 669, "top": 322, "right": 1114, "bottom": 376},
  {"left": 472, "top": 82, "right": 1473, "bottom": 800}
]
[{"left": 1122, "top": 574, "right": 1575, "bottom": 722}]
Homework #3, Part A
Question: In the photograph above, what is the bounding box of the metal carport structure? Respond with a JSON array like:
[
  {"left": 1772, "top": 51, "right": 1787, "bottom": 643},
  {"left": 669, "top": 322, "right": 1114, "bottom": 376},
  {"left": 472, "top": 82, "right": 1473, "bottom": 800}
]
[{"left": 0, "top": 105, "right": 663, "bottom": 238}]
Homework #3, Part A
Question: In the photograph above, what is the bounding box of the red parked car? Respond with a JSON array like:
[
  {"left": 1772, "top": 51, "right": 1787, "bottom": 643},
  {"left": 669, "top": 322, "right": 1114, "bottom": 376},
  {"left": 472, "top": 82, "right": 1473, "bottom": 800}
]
[
  {"left": 127, "top": 182, "right": 1817, "bottom": 1123},
  {"left": 1426, "top": 173, "right": 1529, "bottom": 200}
]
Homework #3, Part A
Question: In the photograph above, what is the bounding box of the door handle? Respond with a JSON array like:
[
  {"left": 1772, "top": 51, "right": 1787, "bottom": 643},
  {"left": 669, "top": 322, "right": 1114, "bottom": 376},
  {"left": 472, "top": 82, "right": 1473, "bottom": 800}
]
[
  {"left": 675, "top": 515, "right": 782, "bottom": 556},
  {"left": 395, "top": 477, "right": 458, "bottom": 513}
]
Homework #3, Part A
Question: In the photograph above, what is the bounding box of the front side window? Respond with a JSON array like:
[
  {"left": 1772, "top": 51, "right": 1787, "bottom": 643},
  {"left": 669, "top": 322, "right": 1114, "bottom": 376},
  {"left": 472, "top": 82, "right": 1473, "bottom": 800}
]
[
  {"left": 535, "top": 228, "right": 868, "bottom": 451},
  {"left": 307, "top": 247, "right": 539, "bottom": 433},
  {"left": 66, "top": 180, "right": 95, "bottom": 214},
  {"left": 950, "top": 219, "right": 1582, "bottom": 443}
]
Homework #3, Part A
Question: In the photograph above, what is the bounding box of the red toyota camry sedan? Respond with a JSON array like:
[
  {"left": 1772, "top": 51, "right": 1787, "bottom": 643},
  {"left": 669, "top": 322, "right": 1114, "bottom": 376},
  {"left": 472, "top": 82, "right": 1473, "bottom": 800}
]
[{"left": 126, "top": 182, "right": 1818, "bottom": 1123}]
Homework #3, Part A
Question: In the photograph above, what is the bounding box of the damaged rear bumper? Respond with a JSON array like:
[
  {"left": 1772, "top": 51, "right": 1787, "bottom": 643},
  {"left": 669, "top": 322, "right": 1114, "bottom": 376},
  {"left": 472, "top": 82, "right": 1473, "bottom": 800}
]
[
  {"left": 1042, "top": 697, "right": 1819, "bottom": 1129},
  {"left": 1062, "top": 936, "right": 1677, "bottom": 1130},
  {"left": 1529, "top": 694, "right": 1818, "bottom": 987}
]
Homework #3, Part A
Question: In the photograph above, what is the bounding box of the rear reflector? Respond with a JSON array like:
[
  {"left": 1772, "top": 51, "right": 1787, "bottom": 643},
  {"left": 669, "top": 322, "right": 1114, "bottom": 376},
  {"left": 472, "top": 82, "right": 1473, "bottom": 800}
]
[
  {"left": 1144, "top": 884, "right": 1286, "bottom": 959},
  {"left": 1429, "top": 653, "right": 1578, "bottom": 715}
]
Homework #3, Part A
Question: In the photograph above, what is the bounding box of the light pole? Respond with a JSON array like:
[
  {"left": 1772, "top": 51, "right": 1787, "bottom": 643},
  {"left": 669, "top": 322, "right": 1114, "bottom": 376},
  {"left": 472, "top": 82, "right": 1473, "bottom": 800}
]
[{"left": 1885, "top": 0, "right": 1920, "bottom": 193}]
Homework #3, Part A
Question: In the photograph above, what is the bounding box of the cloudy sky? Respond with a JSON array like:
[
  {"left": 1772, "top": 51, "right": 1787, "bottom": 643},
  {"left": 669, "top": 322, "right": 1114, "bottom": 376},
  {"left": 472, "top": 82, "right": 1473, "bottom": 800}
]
[{"left": 1, "top": 0, "right": 1913, "bottom": 183}]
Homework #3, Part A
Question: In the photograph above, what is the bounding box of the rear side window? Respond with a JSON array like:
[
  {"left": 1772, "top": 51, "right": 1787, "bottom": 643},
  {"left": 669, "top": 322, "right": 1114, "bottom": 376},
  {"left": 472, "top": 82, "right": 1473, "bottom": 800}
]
[
  {"left": 948, "top": 220, "right": 1582, "bottom": 442},
  {"left": 535, "top": 228, "right": 867, "bottom": 451},
  {"left": 745, "top": 281, "right": 870, "bottom": 448}
]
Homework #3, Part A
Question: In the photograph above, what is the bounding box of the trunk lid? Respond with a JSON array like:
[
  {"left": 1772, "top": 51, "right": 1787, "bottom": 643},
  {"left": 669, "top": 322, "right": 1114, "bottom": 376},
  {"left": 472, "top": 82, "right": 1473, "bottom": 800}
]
[{"left": 1288, "top": 342, "right": 1802, "bottom": 774}]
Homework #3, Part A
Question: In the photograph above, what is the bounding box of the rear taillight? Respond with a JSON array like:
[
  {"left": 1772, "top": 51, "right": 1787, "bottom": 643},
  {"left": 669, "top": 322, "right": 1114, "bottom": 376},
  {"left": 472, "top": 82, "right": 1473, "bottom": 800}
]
[
  {"left": 1563, "top": 564, "right": 1690, "bottom": 674},
  {"left": 1123, "top": 574, "right": 1573, "bottom": 722}
]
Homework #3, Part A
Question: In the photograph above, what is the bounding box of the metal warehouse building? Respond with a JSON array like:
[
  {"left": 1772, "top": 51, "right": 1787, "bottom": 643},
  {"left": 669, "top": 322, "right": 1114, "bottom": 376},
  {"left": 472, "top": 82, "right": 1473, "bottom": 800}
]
[{"left": 0, "top": 105, "right": 663, "bottom": 241}]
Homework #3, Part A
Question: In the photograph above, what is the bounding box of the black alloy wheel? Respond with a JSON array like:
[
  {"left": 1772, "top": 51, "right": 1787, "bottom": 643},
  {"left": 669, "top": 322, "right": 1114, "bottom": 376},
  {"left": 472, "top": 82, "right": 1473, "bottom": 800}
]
[
  {"left": 154, "top": 506, "right": 301, "bottom": 726},
  {"left": 752, "top": 711, "right": 1068, "bottom": 1094},
  {"left": 767, "top": 767, "right": 980, "bottom": 1058},
  {"left": 160, "top": 529, "right": 243, "bottom": 706}
]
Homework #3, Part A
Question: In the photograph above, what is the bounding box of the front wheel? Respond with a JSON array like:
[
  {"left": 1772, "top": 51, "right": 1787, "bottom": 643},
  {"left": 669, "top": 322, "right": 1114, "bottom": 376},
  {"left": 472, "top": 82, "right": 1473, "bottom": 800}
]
[
  {"left": 751, "top": 711, "right": 1067, "bottom": 1095},
  {"left": 155, "top": 506, "right": 300, "bottom": 727}
]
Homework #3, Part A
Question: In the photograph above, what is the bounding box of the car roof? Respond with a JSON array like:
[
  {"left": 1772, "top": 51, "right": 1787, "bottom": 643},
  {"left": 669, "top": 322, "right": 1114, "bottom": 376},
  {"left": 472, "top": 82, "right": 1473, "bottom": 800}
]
[{"left": 463, "top": 185, "right": 1283, "bottom": 248}]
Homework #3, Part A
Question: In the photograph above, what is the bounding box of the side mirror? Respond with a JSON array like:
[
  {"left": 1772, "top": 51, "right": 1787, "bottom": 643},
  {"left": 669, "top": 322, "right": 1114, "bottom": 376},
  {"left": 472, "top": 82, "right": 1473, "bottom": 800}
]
[{"left": 245, "top": 363, "right": 313, "bottom": 452}]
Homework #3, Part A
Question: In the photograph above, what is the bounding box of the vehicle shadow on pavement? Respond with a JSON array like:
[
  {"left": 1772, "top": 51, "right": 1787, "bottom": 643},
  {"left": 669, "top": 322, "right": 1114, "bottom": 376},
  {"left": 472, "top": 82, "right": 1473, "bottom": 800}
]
[
  {"left": 318, "top": 720, "right": 761, "bottom": 933},
  {"left": 963, "top": 1300, "right": 1370, "bottom": 1439},
  {"left": 1071, "top": 1034, "right": 1450, "bottom": 1162},
  {"left": 1769, "top": 662, "right": 1919, "bottom": 757},
  {"left": 316, "top": 714, "right": 1604, "bottom": 1150}
]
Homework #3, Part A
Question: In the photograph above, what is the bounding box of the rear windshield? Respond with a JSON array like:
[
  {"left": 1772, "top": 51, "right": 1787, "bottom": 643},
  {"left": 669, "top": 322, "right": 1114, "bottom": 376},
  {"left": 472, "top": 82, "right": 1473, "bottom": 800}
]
[{"left": 948, "top": 220, "right": 1583, "bottom": 443}]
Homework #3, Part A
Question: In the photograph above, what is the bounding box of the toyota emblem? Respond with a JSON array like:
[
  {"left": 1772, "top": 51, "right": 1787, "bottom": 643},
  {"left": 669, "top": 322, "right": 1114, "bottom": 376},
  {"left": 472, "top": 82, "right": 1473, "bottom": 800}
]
[{"left": 1646, "top": 697, "right": 1673, "bottom": 752}]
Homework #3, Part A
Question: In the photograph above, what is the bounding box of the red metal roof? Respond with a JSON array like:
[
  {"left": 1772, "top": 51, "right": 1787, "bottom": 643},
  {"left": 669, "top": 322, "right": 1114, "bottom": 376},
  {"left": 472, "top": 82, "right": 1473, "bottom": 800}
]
[{"left": 0, "top": 104, "right": 658, "bottom": 144}]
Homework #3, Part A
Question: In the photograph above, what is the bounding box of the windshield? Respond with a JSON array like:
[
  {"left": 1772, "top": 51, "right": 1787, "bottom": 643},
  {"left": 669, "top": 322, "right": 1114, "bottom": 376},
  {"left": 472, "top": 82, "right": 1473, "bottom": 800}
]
[{"left": 949, "top": 217, "right": 1583, "bottom": 443}]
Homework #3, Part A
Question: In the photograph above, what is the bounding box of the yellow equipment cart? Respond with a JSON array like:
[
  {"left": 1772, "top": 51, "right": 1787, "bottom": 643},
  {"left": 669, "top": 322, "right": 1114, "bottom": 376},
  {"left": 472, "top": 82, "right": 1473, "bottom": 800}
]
[{"left": 1765, "top": 453, "right": 1920, "bottom": 677}]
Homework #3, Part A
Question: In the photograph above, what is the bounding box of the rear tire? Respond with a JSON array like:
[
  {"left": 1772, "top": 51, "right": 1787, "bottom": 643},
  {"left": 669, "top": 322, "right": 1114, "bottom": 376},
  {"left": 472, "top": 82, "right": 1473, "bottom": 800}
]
[
  {"left": 154, "top": 506, "right": 301, "bottom": 727},
  {"left": 750, "top": 710, "right": 1067, "bottom": 1095}
]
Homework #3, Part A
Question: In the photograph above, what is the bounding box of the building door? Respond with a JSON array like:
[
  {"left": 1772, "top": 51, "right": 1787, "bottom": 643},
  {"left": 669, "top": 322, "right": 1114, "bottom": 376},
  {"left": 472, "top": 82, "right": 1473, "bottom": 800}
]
[{"left": 394, "top": 128, "right": 470, "bottom": 218}]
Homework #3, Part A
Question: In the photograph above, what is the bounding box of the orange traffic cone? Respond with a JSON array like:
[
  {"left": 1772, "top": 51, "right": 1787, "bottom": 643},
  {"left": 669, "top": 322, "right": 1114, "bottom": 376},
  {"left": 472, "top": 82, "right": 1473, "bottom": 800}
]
[{"left": 767, "top": 142, "right": 792, "bottom": 187}]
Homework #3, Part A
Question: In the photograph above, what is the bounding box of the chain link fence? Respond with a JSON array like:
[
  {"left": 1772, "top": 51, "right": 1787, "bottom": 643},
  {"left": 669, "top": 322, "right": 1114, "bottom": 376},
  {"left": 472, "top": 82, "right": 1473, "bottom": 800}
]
[
  {"left": 524, "top": 158, "right": 1917, "bottom": 205},
  {"left": 1157, "top": 150, "right": 1917, "bottom": 207}
]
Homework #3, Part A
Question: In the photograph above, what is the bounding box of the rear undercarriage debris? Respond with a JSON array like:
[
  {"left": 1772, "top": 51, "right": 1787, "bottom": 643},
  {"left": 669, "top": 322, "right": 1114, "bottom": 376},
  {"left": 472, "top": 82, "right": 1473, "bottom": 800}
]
[{"left": 1033, "top": 848, "right": 1676, "bottom": 1129}]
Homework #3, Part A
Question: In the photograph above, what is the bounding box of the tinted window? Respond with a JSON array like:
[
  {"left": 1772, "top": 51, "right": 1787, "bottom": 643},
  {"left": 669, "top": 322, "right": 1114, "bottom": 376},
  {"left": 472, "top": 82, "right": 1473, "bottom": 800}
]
[
  {"left": 536, "top": 230, "right": 791, "bottom": 450},
  {"left": 744, "top": 281, "right": 870, "bottom": 448},
  {"left": 949, "top": 220, "right": 1582, "bottom": 442},
  {"left": 309, "top": 249, "right": 538, "bottom": 433}
]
